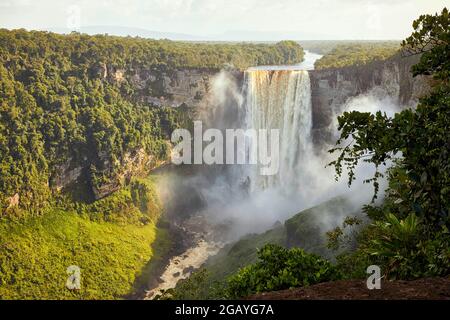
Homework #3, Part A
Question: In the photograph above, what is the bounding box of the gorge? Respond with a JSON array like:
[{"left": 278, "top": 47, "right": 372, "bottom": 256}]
[
  {"left": 48, "top": 50, "right": 428, "bottom": 206},
  {"left": 141, "top": 51, "right": 430, "bottom": 298}
]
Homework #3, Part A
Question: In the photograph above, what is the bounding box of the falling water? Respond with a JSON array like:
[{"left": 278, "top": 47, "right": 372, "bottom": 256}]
[
  {"left": 145, "top": 54, "right": 324, "bottom": 299},
  {"left": 243, "top": 69, "right": 313, "bottom": 194}
]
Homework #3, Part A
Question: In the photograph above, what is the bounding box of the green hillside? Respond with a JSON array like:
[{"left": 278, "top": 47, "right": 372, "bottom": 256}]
[{"left": 0, "top": 176, "right": 167, "bottom": 299}]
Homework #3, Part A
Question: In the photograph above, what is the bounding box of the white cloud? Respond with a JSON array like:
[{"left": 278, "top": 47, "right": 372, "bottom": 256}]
[{"left": 0, "top": 0, "right": 447, "bottom": 39}]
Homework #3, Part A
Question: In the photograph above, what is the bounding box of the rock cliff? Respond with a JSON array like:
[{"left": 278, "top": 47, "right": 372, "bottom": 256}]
[
  {"left": 52, "top": 65, "right": 222, "bottom": 200},
  {"left": 107, "top": 64, "right": 219, "bottom": 109},
  {"left": 309, "top": 54, "right": 430, "bottom": 147}
]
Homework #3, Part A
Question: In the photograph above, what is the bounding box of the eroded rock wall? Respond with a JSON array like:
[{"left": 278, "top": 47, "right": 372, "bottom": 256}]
[
  {"left": 53, "top": 66, "right": 226, "bottom": 200},
  {"left": 309, "top": 54, "right": 430, "bottom": 147}
]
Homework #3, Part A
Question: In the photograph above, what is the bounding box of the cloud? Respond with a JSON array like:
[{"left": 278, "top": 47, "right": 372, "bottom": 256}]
[{"left": 0, "top": 0, "right": 447, "bottom": 39}]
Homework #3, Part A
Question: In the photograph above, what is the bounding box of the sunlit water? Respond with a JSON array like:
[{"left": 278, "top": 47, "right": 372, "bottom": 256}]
[
  {"left": 247, "top": 50, "right": 323, "bottom": 71},
  {"left": 243, "top": 69, "right": 312, "bottom": 193}
]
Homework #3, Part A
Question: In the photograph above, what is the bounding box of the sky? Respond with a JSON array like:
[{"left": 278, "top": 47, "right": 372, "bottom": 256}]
[{"left": 0, "top": 0, "right": 447, "bottom": 40}]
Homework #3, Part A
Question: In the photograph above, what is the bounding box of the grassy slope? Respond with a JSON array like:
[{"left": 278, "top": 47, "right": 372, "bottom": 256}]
[
  {"left": 0, "top": 176, "right": 164, "bottom": 300},
  {"left": 0, "top": 210, "right": 156, "bottom": 299}
]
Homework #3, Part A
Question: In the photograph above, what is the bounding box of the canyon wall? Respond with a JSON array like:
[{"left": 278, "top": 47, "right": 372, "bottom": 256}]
[
  {"left": 91, "top": 62, "right": 223, "bottom": 108},
  {"left": 52, "top": 65, "right": 225, "bottom": 200},
  {"left": 309, "top": 54, "right": 430, "bottom": 147}
]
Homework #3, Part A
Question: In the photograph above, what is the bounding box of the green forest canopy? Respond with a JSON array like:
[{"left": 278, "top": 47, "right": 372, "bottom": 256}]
[
  {"left": 0, "top": 29, "right": 304, "bottom": 215},
  {"left": 314, "top": 41, "right": 400, "bottom": 69}
]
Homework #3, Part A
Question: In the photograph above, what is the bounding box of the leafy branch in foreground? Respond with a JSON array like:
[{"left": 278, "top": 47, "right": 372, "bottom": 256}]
[
  {"left": 401, "top": 7, "right": 449, "bottom": 79},
  {"left": 327, "top": 110, "right": 400, "bottom": 200}
]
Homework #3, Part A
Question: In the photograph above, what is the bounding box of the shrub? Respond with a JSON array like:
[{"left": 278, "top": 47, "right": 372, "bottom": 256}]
[
  {"left": 226, "top": 244, "right": 341, "bottom": 298},
  {"left": 367, "top": 213, "right": 450, "bottom": 279},
  {"left": 335, "top": 213, "right": 450, "bottom": 280}
]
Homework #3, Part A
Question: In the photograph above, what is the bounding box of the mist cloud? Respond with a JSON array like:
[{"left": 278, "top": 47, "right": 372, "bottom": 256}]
[{"left": 159, "top": 67, "right": 400, "bottom": 242}]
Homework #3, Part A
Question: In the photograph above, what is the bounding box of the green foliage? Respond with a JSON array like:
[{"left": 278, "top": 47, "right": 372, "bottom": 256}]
[
  {"left": 370, "top": 213, "right": 421, "bottom": 258},
  {"left": 0, "top": 29, "right": 304, "bottom": 215},
  {"left": 334, "top": 248, "right": 375, "bottom": 280},
  {"left": 402, "top": 7, "right": 450, "bottom": 79},
  {"left": 273, "top": 40, "right": 305, "bottom": 65},
  {"left": 0, "top": 30, "right": 303, "bottom": 71},
  {"left": 225, "top": 244, "right": 340, "bottom": 298},
  {"left": 68, "top": 176, "right": 162, "bottom": 225},
  {"left": 300, "top": 40, "right": 397, "bottom": 55},
  {"left": 0, "top": 175, "right": 164, "bottom": 299},
  {"left": 367, "top": 213, "right": 428, "bottom": 278},
  {"left": 0, "top": 209, "right": 158, "bottom": 299},
  {"left": 329, "top": 8, "right": 450, "bottom": 280},
  {"left": 314, "top": 42, "right": 399, "bottom": 69},
  {"left": 336, "top": 214, "right": 450, "bottom": 280},
  {"left": 130, "top": 177, "right": 162, "bottom": 222},
  {"left": 326, "top": 216, "right": 363, "bottom": 251},
  {"left": 85, "top": 188, "right": 142, "bottom": 224},
  {"left": 0, "top": 65, "right": 50, "bottom": 214}
]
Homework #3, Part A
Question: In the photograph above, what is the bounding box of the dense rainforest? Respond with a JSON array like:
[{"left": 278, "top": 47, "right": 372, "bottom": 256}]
[
  {"left": 314, "top": 41, "right": 400, "bottom": 69},
  {"left": 0, "top": 29, "right": 304, "bottom": 216}
]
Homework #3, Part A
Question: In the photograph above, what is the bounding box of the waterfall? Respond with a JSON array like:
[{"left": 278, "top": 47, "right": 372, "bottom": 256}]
[{"left": 243, "top": 69, "right": 313, "bottom": 194}]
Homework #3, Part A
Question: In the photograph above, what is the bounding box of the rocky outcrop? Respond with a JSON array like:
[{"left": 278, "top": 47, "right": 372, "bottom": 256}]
[
  {"left": 51, "top": 147, "right": 165, "bottom": 200},
  {"left": 7, "top": 193, "right": 20, "bottom": 209},
  {"left": 104, "top": 64, "right": 220, "bottom": 109},
  {"left": 52, "top": 159, "right": 84, "bottom": 192},
  {"left": 309, "top": 54, "right": 431, "bottom": 147},
  {"left": 91, "top": 148, "right": 159, "bottom": 200}
]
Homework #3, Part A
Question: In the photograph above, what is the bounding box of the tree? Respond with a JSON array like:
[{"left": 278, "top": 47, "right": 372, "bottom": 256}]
[
  {"left": 328, "top": 8, "right": 450, "bottom": 279},
  {"left": 329, "top": 7, "right": 449, "bottom": 231},
  {"left": 401, "top": 7, "right": 450, "bottom": 79}
]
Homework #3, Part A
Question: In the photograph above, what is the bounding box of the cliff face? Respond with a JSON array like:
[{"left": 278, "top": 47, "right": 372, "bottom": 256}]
[
  {"left": 51, "top": 147, "right": 162, "bottom": 201},
  {"left": 103, "top": 64, "right": 220, "bottom": 109},
  {"left": 309, "top": 54, "right": 430, "bottom": 147},
  {"left": 52, "top": 65, "right": 221, "bottom": 200}
]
